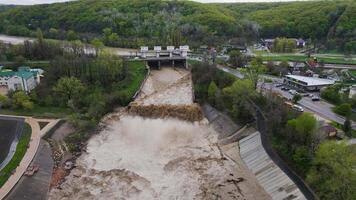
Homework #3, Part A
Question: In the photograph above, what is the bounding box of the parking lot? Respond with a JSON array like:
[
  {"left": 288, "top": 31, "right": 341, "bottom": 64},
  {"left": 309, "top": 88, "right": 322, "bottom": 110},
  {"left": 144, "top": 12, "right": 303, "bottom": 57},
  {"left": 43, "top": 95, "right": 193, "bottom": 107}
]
[{"left": 0, "top": 117, "right": 25, "bottom": 170}]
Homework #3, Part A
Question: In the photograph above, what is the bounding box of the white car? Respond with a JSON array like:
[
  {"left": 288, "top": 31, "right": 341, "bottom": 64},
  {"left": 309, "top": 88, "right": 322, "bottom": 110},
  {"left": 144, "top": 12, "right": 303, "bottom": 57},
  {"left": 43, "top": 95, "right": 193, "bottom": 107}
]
[
  {"left": 289, "top": 89, "right": 300, "bottom": 96},
  {"left": 311, "top": 95, "right": 320, "bottom": 101},
  {"left": 292, "top": 105, "right": 304, "bottom": 112}
]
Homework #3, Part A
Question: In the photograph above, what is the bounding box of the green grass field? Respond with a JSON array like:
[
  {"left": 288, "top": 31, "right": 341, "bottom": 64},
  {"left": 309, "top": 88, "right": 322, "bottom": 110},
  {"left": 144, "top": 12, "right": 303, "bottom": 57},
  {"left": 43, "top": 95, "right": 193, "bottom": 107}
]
[
  {"left": 260, "top": 54, "right": 356, "bottom": 65},
  {"left": 0, "top": 123, "right": 31, "bottom": 187},
  {"left": 0, "top": 105, "right": 70, "bottom": 118}
]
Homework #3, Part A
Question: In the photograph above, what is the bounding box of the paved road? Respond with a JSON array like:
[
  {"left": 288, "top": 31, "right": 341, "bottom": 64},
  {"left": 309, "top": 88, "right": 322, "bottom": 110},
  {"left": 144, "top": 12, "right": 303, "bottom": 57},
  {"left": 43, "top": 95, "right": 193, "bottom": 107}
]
[
  {"left": 263, "top": 83, "right": 356, "bottom": 129},
  {"left": 0, "top": 118, "right": 41, "bottom": 200},
  {"left": 5, "top": 140, "right": 54, "bottom": 200},
  {"left": 218, "top": 65, "right": 356, "bottom": 129},
  {"left": 0, "top": 115, "right": 60, "bottom": 200},
  {"left": 218, "top": 65, "right": 244, "bottom": 79}
]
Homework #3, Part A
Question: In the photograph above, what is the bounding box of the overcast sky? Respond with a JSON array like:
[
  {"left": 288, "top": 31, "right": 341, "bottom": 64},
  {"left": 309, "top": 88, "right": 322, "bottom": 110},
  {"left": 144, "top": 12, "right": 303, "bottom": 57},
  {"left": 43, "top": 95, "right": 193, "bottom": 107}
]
[{"left": 0, "top": 0, "right": 311, "bottom": 5}]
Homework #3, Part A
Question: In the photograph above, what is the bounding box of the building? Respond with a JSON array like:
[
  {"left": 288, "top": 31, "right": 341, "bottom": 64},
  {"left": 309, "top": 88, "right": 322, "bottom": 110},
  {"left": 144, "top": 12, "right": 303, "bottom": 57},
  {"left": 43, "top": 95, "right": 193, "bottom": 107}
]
[
  {"left": 349, "top": 85, "right": 356, "bottom": 98},
  {"left": 139, "top": 46, "right": 190, "bottom": 69},
  {"left": 284, "top": 75, "right": 335, "bottom": 91},
  {"left": 262, "top": 38, "right": 306, "bottom": 50},
  {"left": 296, "top": 38, "right": 306, "bottom": 48},
  {"left": 0, "top": 66, "right": 42, "bottom": 93}
]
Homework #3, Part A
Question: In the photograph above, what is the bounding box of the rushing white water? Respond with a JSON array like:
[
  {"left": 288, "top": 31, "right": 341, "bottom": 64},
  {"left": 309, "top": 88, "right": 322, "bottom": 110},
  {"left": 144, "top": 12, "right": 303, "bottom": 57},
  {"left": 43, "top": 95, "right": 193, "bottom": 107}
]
[
  {"left": 50, "top": 68, "right": 269, "bottom": 200},
  {"left": 50, "top": 115, "right": 250, "bottom": 199}
]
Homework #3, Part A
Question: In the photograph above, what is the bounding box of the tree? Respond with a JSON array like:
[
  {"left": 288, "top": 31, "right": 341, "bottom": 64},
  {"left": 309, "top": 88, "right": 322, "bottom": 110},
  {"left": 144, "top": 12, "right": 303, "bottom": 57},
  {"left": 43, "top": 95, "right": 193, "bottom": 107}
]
[
  {"left": 287, "top": 113, "right": 317, "bottom": 145},
  {"left": 292, "top": 93, "right": 302, "bottom": 103},
  {"left": 321, "top": 85, "right": 341, "bottom": 104},
  {"left": 53, "top": 77, "right": 85, "bottom": 106},
  {"left": 223, "top": 79, "right": 256, "bottom": 122},
  {"left": 242, "top": 57, "right": 266, "bottom": 89},
  {"left": 49, "top": 28, "right": 59, "bottom": 39},
  {"left": 208, "top": 81, "right": 218, "bottom": 105},
  {"left": 11, "top": 91, "right": 33, "bottom": 110},
  {"left": 343, "top": 117, "right": 352, "bottom": 137},
  {"left": 333, "top": 103, "right": 352, "bottom": 117},
  {"left": 67, "top": 30, "right": 79, "bottom": 41},
  {"left": 0, "top": 94, "right": 9, "bottom": 108},
  {"left": 90, "top": 38, "right": 104, "bottom": 57},
  {"left": 306, "top": 141, "right": 356, "bottom": 200},
  {"left": 228, "top": 50, "right": 246, "bottom": 68},
  {"left": 102, "top": 28, "right": 119, "bottom": 46}
]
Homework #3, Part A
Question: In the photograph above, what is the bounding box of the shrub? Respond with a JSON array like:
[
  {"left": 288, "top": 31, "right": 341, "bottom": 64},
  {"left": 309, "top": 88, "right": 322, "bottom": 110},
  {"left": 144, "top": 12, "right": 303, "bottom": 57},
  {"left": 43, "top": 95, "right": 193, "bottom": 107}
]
[{"left": 333, "top": 103, "right": 352, "bottom": 117}]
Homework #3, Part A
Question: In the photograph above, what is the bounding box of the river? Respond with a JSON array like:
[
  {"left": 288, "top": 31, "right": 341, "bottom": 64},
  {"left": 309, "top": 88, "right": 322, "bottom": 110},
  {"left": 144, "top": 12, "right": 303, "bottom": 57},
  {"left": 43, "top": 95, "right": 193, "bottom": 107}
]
[{"left": 49, "top": 68, "right": 270, "bottom": 200}]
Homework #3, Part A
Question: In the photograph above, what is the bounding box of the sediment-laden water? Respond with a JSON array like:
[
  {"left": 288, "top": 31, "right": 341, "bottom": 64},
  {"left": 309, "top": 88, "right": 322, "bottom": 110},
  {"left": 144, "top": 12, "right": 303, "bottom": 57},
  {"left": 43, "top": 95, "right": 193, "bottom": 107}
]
[{"left": 49, "top": 68, "right": 268, "bottom": 199}]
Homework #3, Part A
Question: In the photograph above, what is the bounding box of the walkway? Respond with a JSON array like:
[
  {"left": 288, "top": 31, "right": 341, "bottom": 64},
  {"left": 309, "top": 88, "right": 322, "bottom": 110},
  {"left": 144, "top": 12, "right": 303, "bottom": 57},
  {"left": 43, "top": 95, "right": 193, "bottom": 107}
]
[
  {"left": 0, "top": 115, "right": 59, "bottom": 200},
  {"left": 239, "top": 132, "right": 306, "bottom": 200},
  {"left": 5, "top": 140, "right": 54, "bottom": 200}
]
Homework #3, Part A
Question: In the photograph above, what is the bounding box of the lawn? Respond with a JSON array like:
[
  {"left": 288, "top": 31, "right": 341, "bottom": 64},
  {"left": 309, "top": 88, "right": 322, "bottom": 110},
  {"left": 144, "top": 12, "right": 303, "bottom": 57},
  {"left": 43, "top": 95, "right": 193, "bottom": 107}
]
[
  {"left": 124, "top": 60, "right": 147, "bottom": 97},
  {"left": 0, "top": 122, "right": 31, "bottom": 187},
  {"left": 260, "top": 54, "right": 356, "bottom": 65},
  {"left": 0, "top": 105, "right": 70, "bottom": 118}
]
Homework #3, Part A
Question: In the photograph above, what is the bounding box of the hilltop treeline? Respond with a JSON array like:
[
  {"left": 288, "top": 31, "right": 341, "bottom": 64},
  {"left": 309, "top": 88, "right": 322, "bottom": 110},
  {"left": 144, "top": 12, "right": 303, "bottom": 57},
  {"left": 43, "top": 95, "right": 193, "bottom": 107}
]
[{"left": 0, "top": 0, "right": 355, "bottom": 51}]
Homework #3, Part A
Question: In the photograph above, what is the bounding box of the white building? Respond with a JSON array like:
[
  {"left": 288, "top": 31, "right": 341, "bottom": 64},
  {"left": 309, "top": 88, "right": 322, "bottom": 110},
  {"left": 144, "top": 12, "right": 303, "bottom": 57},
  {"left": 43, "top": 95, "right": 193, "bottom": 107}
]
[
  {"left": 349, "top": 85, "right": 356, "bottom": 98},
  {"left": 284, "top": 75, "right": 335, "bottom": 91},
  {"left": 0, "top": 66, "right": 41, "bottom": 93}
]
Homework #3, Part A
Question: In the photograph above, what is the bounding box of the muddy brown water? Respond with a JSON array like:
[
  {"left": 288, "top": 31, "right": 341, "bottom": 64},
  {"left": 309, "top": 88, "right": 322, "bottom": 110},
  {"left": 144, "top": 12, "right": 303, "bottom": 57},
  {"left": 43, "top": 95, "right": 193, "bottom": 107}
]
[{"left": 49, "top": 68, "right": 269, "bottom": 200}]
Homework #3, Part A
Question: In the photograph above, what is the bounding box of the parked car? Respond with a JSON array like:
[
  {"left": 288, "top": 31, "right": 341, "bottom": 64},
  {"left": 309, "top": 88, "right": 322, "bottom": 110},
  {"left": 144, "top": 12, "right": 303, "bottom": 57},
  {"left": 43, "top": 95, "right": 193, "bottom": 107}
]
[
  {"left": 275, "top": 83, "right": 284, "bottom": 88},
  {"left": 292, "top": 104, "right": 304, "bottom": 112},
  {"left": 311, "top": 95, "right": 320, "bottom": 101},
  {"left": 281, "top": 87, "right": 289, "bottom": 91},
  {"left": 289, "top": 89, "right": 297, "bottom": 95}
]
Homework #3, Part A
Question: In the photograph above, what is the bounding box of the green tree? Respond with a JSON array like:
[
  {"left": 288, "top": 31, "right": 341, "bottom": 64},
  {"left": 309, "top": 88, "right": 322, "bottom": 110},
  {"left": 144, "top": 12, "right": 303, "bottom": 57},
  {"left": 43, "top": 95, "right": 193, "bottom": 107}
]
[
  {"left": 306, "top": 141, "right": 356, "bottom": 200},
  {"left": 90, "top": 38, "right": 104, "bottom": 57},
  {"left": 242, "top": 57, "right": 266, "bottom": 89},
  {"left": 333, "top": 103, "right": 352, "bottom": 117},
  {"left": 53, "top": 77, "right": 85, "bottom": 105},
  {"left": 0, "top": 94, "right": 9, "bottom": 108},
  {"left": 11, "top": 91, "right": 33, "bottom": 110},
  {"left": 48, "top": 28, "right": 59, "bottom": 39},
  {"left": 223, "top": 79, "right": 256, "bottom": 122},
  {"left": 343, "top": 117, "right": 352, "bottom": 137},
  {"left": 292, "top": 93, "right": 302, "bottom": 103},
  {"left": 66, "top": 30, "right": 79, "bottom": 41},
  {"left": 208, "top": 81, "right": 218, "bottom": 105},
  {"left": 287, "top": 113, "right": 317, "bottom": 145},
  {"left": 228, "top": 50, "right": 246, "bottom": 68}
]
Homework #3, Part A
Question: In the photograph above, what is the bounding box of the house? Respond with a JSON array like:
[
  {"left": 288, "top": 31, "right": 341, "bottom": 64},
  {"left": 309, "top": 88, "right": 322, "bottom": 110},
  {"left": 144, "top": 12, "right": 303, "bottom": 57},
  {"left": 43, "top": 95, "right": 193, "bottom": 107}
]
[
  {"left": 349, "top": 85, "right": 356, "bottom": 98},
  {"left": 296, "top": 39, "right": 306, "bottom": 48},
  {"left": 262, "top": 38, "right": 306, "bottom": 50},
  {"left": 0, "top": 66, "right": 42, "bottom": 93},
  {"left": 223, "top": 44, "right": 247, "bottom": 53},
  {"left": 320, "top": 125, "right": 338, "bottom": 138}
]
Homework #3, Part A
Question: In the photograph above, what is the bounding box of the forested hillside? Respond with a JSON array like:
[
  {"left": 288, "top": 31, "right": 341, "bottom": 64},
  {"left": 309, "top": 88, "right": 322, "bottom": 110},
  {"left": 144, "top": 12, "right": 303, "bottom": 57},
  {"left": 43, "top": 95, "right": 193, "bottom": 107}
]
[
  {"left": 0, "top": 0, "right": 355, "bottom": 51},
  {"left": 246, "top": 1, "right": 356, "bottom": 51},
  {"left": 0, "top": 5, "right": 16, "bottom": 12},
  {"left": 0, "top": 0, "right": 248, "bottom": 47}
]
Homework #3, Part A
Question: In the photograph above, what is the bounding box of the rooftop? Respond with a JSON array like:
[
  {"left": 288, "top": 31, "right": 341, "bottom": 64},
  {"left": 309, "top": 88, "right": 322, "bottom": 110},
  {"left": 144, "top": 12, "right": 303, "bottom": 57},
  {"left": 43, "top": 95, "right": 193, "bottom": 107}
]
[
  {"left": 0, "top": 67, "right": 36, "bottom": 80},
  {"left": 285, "top": 75, "right": 335, "bottom": 86}
]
